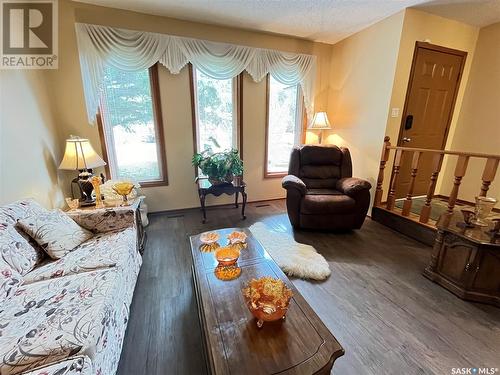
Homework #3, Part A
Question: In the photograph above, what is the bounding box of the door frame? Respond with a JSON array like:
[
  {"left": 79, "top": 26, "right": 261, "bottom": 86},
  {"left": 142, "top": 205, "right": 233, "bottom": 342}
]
[{"left": 396, "top": 41, "right": 468, "bottom": 149}]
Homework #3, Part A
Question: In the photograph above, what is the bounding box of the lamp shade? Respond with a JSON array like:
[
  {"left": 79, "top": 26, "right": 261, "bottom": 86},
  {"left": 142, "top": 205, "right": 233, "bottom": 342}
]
[
  {"left": 59, "top": 137, "right": 106, "bottom": 170},
  {"left": 308, "top": 112, "right": 331, "bottom": 130}
]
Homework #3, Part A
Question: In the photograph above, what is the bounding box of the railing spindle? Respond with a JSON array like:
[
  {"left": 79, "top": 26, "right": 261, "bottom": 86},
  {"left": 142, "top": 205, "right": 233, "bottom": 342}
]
[
  {"left": 386, "top": 149, "right": 403, "bottom": 211},
  {"left": 419, "top": 153, "right": 444, "bottom": 223},
  {"left": 447, "top": 155, "right": 470, "bottom": 214},
  {"left": 374, "top": 136, "right": 391, "bottom": 206},
  {"left": 402, "top": 151, "right": 422, "bottom": 216},
  {"left": 480, "top": 158, "right": 499, "bottom": 197}
]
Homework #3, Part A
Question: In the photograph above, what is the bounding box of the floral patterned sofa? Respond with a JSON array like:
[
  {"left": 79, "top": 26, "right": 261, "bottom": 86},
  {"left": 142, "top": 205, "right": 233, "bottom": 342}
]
[{"left": 0, "top": 199, "right": 142, "bottom": 375}]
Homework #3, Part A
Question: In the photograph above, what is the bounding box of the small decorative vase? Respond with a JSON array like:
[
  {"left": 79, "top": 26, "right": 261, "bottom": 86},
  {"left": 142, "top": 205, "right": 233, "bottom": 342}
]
[
  {"left": 90, "top": 176, "right": 104, "bottom": 208},
  {"left": 460, "top": 209, "right": 476, "bottom": 228},
  {"left": 473, "top": 196, "right": 497, "bottom": 227}
]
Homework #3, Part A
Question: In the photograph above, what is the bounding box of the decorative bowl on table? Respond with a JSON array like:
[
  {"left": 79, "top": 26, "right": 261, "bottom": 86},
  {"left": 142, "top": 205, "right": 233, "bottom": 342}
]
[
  {"left": 112, "top": 182, "right": 135, "bottom": 206},
  {"left": 214, "top": 265, "right": 241, "bottom": 281},
  {"left": 242, "top": 277, "right": 293, "bottom": 328},
  {"left": 214, "top": 246, "right": 240, "bottom": 267},
  {"left": 200, "top": 231, "right": 220, "bottom": 245},
  {"left": 227, "top": 231, "right": 247, "bottom": 245}
]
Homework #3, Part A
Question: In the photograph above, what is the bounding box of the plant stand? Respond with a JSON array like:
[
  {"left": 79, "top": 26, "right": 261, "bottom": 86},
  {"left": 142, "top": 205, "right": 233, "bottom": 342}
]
[{"left": 196, "top": 177, "right": 247, "bottom": 223}]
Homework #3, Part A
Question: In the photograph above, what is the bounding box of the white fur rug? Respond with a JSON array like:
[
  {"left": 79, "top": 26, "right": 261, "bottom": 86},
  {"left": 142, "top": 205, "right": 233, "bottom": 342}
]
[{"left": 249, "top": 222, "right": 331, "bottom": 281}]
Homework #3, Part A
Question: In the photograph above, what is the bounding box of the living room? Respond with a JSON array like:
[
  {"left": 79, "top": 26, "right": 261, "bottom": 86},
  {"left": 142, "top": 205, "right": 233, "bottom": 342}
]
[{"left": 1, "top": 0, "right": 499, "bottom": 374}]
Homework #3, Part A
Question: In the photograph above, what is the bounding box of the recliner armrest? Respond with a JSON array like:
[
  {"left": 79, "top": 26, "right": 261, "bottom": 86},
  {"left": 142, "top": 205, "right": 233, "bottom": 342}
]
[
  {"left": 282, "top": 175, "right": 307, "bottom": 196},
  {"left": 336, "top": 177, "right": 371, "bottom": 197}
]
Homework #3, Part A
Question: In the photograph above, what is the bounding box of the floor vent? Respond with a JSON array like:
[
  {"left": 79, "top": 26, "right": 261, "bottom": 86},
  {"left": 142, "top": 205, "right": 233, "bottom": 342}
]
[
  {"left": 167, "top": 214, "right": 185, "bottom": 218},
  {"left": 255, "top": 204, "right": 270, "bottom": 208}
]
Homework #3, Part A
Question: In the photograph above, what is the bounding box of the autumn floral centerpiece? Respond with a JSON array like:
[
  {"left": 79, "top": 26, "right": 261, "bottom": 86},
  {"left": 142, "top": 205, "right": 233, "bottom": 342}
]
[{"left": 242, "top": 277, "right": 293, "bottom": 328}]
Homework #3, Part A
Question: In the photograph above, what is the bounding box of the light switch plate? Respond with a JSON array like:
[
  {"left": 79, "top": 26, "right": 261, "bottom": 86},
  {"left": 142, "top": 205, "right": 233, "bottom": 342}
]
[{"left": 391, "top": 108, "right": 400, "bottom": 118}]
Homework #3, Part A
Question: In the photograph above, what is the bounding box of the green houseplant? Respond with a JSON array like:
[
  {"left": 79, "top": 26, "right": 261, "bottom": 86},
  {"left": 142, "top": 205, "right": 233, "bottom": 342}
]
[{"left": 192, "top": 149, "right": 243, "bottom": 185}]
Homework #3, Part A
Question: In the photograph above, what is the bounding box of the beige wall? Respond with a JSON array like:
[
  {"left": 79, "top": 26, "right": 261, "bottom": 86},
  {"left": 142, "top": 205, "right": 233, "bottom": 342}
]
[
  {"left": 0, "top": 71, "right": 64, "bottom": 208},
  {"left": 385, "top": 9, "right": 479, "bottom": 197},
  {"left": 438, "top": 22, "right": 500, "bottom": 202},
  {"left": 48, "top": 0, "right": 333, "bottom": 212},
  {"left": 326, "top": 11, "right": 406, "bottom": 209}
]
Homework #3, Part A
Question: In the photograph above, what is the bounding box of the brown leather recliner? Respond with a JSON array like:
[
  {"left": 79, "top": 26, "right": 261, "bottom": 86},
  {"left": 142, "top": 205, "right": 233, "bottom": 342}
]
[{"left": 282, "top": 145, "right": 371, "bottom": 230}]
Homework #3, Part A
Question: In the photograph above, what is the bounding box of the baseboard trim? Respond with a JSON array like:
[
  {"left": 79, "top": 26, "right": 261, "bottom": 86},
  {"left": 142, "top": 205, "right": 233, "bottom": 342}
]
[{"left": 149, "top": 197, "right": 285, "bottom": 216}]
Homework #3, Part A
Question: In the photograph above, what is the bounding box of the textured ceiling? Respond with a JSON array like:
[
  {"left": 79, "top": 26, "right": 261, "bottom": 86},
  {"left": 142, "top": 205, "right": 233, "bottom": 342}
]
[{"left": 75, "top": 0, "right": 500, "bottom": 44}]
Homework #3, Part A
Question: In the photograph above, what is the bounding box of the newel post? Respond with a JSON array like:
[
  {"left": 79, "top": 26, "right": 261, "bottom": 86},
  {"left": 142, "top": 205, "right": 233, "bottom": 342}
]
[{"left": 374, "top": 136, "right": 391, "bottom": 206}]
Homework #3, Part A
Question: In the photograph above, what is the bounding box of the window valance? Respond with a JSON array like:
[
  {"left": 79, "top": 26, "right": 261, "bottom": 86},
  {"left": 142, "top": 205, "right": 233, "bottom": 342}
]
[{"left": 75, "top": 23, "right": 317, "bottom": 124}]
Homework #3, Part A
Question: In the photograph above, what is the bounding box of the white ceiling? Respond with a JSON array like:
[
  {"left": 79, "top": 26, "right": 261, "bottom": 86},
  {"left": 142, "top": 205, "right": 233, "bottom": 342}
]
[{"left": 76, "top": 0, "right": 500, "bottom": 44}]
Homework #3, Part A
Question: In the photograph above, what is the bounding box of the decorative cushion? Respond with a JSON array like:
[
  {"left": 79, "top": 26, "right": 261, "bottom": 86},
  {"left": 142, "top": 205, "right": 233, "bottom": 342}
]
[
  {"left": 0, "top": 224, "right": 40, "bottom": 275},
  {"left": 0, "top": 199, "right": 47, "bottom": 226},
  {"left": 0, "top": 255, "right": 22, "bottom": 302},
  {"left": 18, "top": 209, "right": 93, "bottom": 259}
]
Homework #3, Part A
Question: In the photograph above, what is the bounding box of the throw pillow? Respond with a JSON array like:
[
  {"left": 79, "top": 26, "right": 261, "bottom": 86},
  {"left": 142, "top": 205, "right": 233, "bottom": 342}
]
[
  {"left": 0, "top": 255, "right": 22, "bottom": 302},
  {"left": 0, "top": 224, "right": 41, "bottom": 275},
  {"left": 18, "top": 209, "right": 93, "bottom": 259}
]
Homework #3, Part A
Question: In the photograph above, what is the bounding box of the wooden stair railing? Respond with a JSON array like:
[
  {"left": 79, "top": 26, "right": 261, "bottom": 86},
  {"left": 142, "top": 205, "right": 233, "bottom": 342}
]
[{"left": 374, "top": 137, "right": 500, "bottom": 225}]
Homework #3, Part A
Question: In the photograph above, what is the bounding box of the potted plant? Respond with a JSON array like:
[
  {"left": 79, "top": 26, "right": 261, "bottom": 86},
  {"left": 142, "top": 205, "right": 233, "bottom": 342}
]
[{"left": 192, "top": 149, "right": 243, "bottom": 185}]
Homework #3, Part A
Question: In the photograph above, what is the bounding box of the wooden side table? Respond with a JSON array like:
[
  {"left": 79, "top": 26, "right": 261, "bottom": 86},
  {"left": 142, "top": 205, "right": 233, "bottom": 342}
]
[
  {"left": 423, "top": 212, "right": 500, "bottom": 307},
  {"left": 196, "top": 178, "right": 247, "bottom": 223},
  {"left": 66, "top": 198, "right": 147, "bottom": 254}
]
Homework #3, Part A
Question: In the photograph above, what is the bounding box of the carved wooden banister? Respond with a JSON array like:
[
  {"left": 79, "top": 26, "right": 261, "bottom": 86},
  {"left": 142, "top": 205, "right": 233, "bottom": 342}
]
[
  {"left": 419, "top": 153, "right": 444, "bottom": 223},
  {"left": 376, "top": 136, "right": 500, "bottom": 226},
  {"left": 374, "top": 136, "right": 391, "bottom": 206},
  {"left": 402, "top": 151, "right": 422, "bottom": 216},
  {"left": 480, "top": 158, "right": 499, "bottom": 197}
]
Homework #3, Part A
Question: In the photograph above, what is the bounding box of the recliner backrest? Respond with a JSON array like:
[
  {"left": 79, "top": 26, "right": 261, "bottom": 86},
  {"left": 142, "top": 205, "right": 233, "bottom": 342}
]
[{"left": 288, "top": 145, "right": 352, "bottom": 189}]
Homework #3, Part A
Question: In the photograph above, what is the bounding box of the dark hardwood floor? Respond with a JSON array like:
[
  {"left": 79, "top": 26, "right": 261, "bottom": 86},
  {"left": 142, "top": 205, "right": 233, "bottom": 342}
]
[{"left": 117, "top": 200, "right": 500, "bottom": 375}]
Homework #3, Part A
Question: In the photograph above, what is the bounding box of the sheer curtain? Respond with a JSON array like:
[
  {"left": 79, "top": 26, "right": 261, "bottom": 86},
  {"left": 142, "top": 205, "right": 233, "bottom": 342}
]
[{"left": 75, "top": 23, "right": 317, "bottom": 124}]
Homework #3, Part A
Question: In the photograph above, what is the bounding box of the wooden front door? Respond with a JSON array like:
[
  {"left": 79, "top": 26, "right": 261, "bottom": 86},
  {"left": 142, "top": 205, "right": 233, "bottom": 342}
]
[{"left": 395, "top": 42, "right": 467, "bottom": 199}]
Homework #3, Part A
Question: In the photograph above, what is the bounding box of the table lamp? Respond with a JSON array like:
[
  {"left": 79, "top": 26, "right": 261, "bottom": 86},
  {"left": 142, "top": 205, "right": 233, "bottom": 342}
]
[
  {"left": 59, "top": 136, "right": 106, "bottom": 205},
  {"left": 308, "top": 112, "right": 331, "bottom": 144}
]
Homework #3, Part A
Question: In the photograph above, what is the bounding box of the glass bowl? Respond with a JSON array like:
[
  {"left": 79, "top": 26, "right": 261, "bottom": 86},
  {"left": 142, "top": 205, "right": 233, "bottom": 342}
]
[
  {"left": 200, "top": 231, "right": 220, "bottom": 245},
  {"left": 214, "top": 246, "right": 240, "bottom": 267},
  {"left": 242, "top": 277, "right": 293, "bottom": 328},
  {"left": 214, "top": 265, "right": 241, "bottom": 281},
  {"left": 227, "top": 231, "right": 247, "bottom": 244}
]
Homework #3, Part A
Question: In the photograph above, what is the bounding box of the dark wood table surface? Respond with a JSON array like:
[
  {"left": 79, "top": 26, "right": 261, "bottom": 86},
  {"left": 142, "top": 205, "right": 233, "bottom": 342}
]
[{"left": 190, "top": 228, "right": 344, "bottom": 375}]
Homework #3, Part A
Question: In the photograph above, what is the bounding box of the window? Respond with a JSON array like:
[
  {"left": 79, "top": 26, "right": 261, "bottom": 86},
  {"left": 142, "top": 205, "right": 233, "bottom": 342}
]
[
  {"left": 265, "top": 75, "right": 304, "bottom": 177},
  {"left": 97, "top": 64, "right": 167, "bottom": 186},
  {"left": 190, "top": 66, "right": 242, "bottom": 155}
]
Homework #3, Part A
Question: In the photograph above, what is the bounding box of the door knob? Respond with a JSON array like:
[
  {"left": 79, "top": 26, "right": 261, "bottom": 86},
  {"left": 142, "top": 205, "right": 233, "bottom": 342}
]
[{"left": 402, "top": 137, "right": 411, "bottom": 143}]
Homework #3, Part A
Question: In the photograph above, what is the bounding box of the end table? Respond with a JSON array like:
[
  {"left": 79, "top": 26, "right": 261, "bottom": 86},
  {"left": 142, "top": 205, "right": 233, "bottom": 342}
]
[
  {"left": 196, "top": 178, "right": 247, "bottom": 223},
  {"left": 66, "top": 198, "right": 147, "bottom": 254},
  {"left": 424, "top": 211, "right": 500, "bottom": 307}
]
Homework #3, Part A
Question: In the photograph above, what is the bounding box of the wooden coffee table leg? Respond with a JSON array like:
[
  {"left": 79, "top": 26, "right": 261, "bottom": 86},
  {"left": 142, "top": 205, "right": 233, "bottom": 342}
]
[{"left": 241, "top": 191, "right": 247, "bottom": 220}]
